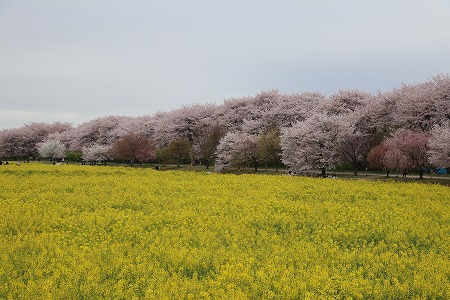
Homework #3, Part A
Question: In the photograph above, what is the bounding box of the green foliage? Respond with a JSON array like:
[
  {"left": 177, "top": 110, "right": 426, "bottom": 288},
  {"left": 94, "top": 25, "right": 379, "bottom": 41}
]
[
  {"left": 258, "top": 128, "right": 282, "bottom": 170},
  {"left": 165, "top": 138, "right": 192, "bottom": 166},
  {"left": 65, "top": 150, "right": 83, "bottom": 163},
  {"left": 196, "top": 124, "right": 226, "bottom": 168}
]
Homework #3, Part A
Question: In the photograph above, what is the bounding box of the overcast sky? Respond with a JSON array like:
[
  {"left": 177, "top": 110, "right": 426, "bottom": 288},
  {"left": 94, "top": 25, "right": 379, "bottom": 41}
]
[{"left": 1, "top": 0, "right": 450, "bottom": 129}]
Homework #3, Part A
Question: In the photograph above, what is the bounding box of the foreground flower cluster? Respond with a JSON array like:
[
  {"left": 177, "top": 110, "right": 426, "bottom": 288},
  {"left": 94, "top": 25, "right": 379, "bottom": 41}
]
[{"left": 1, "top": 164, "right": 449, "bottom": 299}]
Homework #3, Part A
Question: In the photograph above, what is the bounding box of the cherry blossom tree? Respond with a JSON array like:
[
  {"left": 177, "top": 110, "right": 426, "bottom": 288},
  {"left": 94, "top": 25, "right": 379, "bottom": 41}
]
[
  {"left": 212, "top": 96, "right": 255, "bottom": 132},
  {"left": 428, "top": 122, "right": 450, "bottom": 167},
  {"left": 2, "top": 73, "right": 448, "bottom": 171},
  {"left": 367, "top": 142, "right": 392, "bottom": 177},
  {"left": 234, "top": 91, "right": 326, "bottom": 133},
  {"left": 354, "top": 91, "right": 398, "bottom": 135},
  {"left": 367, "top": 139, "right": 418, "bottom": 178},
  {"left": 394, "top": 74, "right": 450, "bottom": 131},
  {"left": 281, "top": 113, "right": 351, "bottom": 177},
  {"left": 431, "top": 73, "right": 450, "bottom": 123},
  {"left": 68, "top": 116, "right": 130, "bottom": 150},
  {"left": 381, "top": 142, "right": 408, "bottom": 176},
  {"left": 336, "top": 132, "right": 372, "bottom": 176},
  {"left": 325, "top": 90, "right": 371, "bottom": 116},
  {"left": 237, "top": 90, "right": 282, "bottom": 134},
  {"left": 230, "top": 134, "right": 260, "bottom": 172},
  {"left": 110, "top": 133, "right": 156, "bottom": 164},
  {"left": 0, "top": 134, "right": 6, "bottom": 159},
  {"left": 214, "top": 132, "right": 261, "bottom": 172},
  {"left": 383, "top": 129, "right": 430, "bottom": 178},
  {"left": 0, "top": 128, "right": 24, "bottom": 158},
  {"left": 82, "top": 144, "right": 112, "bottom": 164},
  {"left": 106, "top": 115, "right": 156, "bottom": 141},
  {"left": 266, "top": 92, "right": 326, "bottom": 129},
  {"left": 0, "top": 122, "right": 72, "bottom": 159},
  {"left": 37, "top": 140, "right": 66, "bottom": 162},
  {"left": 153, "top": 104, "right": 217, "bottom": 148},
  {"left": 214, "top": 132, "right": 239, "bottom": 172},
  {"left": 126, "top": 115, "right": 156, "bottom": 139}
]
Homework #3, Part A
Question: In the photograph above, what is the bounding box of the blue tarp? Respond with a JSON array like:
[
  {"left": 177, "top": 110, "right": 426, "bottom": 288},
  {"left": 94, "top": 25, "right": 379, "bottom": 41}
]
[{"left": 435, "top": 167, "right": 448, "bottom": 175}]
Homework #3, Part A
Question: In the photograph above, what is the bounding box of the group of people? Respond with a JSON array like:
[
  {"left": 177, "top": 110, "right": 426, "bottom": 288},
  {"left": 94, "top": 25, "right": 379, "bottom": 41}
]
[{"left": 0, "top": 160, "right": 22, "bottom": 166}]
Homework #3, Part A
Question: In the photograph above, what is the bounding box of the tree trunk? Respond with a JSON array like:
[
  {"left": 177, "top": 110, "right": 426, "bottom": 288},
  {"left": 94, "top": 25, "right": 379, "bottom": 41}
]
[
  {"left": 321, "top": 168, "right": 326, "bottom": 178},
  {"left": 354, "top": 168, "right": 358, "bottom": 176},
  {"left": 419, "top": 168, "right": 424, "bottom": 179},
  {"left": 386, "top": 170, "right": 390, "bottom": 178},
  {"left": 254, "top": 164, "right": 258, "bottom": 172}
]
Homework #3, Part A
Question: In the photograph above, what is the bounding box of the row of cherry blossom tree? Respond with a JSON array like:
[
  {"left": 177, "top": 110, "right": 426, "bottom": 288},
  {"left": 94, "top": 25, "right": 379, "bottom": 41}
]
[{"left": 1, "top": 74, "right": 449, "bottom": 176}]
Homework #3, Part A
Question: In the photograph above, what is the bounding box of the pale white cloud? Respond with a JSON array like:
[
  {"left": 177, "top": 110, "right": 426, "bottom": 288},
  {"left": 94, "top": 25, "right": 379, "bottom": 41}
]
[{"left": 1, "top": 0, "right": 450, "bottom": 129}]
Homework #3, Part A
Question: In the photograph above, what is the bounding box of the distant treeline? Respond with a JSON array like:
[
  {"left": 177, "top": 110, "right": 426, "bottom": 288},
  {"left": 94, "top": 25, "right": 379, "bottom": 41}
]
[{"left": 1, "top": 73, "right": 449, "bottom": 176}]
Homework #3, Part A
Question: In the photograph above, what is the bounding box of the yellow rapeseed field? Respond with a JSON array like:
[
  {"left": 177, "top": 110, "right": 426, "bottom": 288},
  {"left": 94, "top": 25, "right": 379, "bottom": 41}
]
[{"left": 0, "top": 163, "right": 449, "bottom": 299}]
